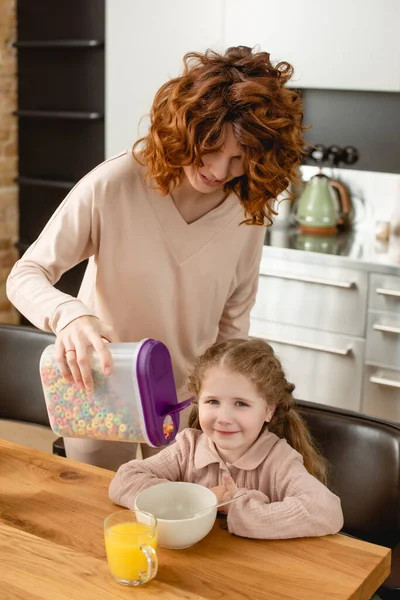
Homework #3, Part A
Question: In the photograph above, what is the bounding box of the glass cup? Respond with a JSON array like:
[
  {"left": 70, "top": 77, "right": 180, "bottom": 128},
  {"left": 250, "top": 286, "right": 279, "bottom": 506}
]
[{"left": 104, "top": 510, "right": 158, "bottom": 586}]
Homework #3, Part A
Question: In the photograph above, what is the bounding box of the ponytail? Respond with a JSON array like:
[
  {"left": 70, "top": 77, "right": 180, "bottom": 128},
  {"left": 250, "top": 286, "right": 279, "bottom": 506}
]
[{"left": 269, "top": 404, "right": 328, "bottom": 484}]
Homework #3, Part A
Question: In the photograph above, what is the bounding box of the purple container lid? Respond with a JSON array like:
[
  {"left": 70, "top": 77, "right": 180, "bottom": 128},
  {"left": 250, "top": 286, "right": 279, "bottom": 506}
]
[{"left": 136, "top": 339, "right": 192, "bottom": 447}]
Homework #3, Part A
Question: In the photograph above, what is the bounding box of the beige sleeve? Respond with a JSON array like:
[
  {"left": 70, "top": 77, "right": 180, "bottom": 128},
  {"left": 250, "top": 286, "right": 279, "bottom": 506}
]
[
  {"left": 108, "top": 431, "right": 191, "bottom": 509},
  {"left": 217, "top": 226, "right": 265, "bottom": 341},
  {"left": 227, "top": 451, "right": 344, "bottom": 539},
  {"left": 6, "top": 177, "right": 99, "bottom": 334}
]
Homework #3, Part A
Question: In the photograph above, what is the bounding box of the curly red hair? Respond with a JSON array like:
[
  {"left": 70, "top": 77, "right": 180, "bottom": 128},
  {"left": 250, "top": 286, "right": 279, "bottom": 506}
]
[{"left": 133, "top": 46, "right": 306, "bottom": 226}]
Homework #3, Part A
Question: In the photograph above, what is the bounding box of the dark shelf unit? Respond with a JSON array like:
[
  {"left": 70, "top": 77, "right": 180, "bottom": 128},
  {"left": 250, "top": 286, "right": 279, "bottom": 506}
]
[
  {"left": 15, "top": 109, "right": 103, "bottom": 119},
  {"left": 15, "top": 0, "right": 105, "bottom": 325},
  {"left": 14, "top": 40, "right": 104, "bottom": 48},
  {"left": 16, "top": 176, "right": 76, "bottom": 190}
]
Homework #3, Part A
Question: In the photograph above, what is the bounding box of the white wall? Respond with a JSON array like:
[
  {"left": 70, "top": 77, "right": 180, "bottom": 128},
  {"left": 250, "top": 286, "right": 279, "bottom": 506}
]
[
  {"left": 106, "top": 0, "right": 225, "bottom": 157},
  {"left": 225, "top": 0, "right": 400, "bottom": 92}
]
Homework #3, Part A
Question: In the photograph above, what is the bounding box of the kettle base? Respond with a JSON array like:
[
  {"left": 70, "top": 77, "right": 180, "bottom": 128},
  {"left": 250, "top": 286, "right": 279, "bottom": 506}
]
[{"left": 298, "top": 225, "right": 337, "bottom": 236}]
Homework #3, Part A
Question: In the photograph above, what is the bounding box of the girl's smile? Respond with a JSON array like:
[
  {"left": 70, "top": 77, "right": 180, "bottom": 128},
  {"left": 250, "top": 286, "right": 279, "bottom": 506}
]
[{"left": 198, "top": 366, "right": 275, "bottom": 463}]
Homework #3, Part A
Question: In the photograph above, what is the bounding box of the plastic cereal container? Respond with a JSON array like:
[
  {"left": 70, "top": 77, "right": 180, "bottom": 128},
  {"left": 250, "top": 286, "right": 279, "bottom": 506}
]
[{"left": 40, "top": 339, "right": 192, "bottom": 447}]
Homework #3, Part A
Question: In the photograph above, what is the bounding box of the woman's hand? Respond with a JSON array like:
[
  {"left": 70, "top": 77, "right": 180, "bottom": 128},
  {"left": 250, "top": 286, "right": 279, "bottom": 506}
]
[
  {"left": 55, "top": 315, "right": 118, "bottom": 393},
  {"left": 209, "top": 472, "right": 238, "bottom": 515}
]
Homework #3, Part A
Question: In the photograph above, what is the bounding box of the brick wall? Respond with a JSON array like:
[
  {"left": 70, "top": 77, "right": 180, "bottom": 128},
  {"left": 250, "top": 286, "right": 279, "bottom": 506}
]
[{"left": 0, "top": 0, "right": 18, "bottom": 324}]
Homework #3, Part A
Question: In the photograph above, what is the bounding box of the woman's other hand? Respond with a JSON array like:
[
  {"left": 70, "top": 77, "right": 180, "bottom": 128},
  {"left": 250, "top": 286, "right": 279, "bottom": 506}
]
[{"left": 55, "top": 315, "right": 117, "bottom": 393}]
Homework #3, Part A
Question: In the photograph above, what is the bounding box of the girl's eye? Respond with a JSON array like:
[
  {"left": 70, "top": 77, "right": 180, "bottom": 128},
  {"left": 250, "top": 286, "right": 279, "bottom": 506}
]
[
  {"left": 236, "top": 401, "right": 249, "bottom": 407},
  {"left": 207, "top": 399, "right": 220, "bottom": 405}
]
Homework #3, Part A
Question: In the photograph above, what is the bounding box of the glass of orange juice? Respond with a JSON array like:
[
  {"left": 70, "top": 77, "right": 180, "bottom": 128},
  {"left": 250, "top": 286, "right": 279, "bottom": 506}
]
[{"left": 104, "top": 510, "right": 158, "bottom": 586}]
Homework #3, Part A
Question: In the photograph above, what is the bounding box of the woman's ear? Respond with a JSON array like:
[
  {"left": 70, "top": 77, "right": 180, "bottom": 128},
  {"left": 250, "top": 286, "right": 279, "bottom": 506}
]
[{"left": 265, "top": 404, "right": 276, "bottom": 423}]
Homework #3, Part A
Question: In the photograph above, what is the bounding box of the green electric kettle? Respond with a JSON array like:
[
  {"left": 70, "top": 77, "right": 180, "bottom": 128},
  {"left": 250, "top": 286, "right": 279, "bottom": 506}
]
[{"left": 296, "top": 173, "right": 351, "bottom": 235}]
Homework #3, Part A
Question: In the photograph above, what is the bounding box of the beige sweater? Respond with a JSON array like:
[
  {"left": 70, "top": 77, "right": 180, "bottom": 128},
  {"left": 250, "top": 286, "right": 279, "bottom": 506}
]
[
  {"left": 109, "top": 428, "right": 344, "bottom": 540},
  {"left": 6, "top": 151, "right": 265, "bottom": 398}
]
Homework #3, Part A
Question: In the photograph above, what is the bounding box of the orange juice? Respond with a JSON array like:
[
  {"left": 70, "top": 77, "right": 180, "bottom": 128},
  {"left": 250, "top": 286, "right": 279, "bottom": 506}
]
[{"left": 104, "top": 521, "right": 157, "bottom": 582}]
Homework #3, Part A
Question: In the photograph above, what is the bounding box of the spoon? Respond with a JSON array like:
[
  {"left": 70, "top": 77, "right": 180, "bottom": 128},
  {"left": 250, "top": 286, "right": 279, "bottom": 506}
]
[{"left": 190, "top": 492, "right": 247, "bottom": 518}]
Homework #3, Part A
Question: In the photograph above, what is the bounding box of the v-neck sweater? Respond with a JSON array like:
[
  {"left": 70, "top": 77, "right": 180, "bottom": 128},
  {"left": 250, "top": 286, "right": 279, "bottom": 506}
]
[
  {"left": 109, "top": 428, "right": 344, "bottom": 539},
  {"left": 7, "top": 151, "right": 266, "bottom": 398}
]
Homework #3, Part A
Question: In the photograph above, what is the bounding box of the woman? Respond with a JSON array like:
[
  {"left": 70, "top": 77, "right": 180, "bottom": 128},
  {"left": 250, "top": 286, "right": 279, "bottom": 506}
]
[{"left": 7, "top": 46, "right": 305, "bottom": 469}]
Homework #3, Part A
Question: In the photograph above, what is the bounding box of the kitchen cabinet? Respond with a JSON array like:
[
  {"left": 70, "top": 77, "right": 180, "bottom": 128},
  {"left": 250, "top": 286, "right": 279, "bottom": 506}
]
[
  {"left": 225, "top": 0, "right": 400, "bottom": 92},
  {"left": 249, "top": 318, "right": 364, "bottom": 412},
  {"left": 253, "top": 258, "right": 367, "bottom": 337},
  {"left": 15, "top": 0, "right": 105, "bottom": 314},
  {"left": 250, "top": 254, "right": 367, "bottom": 411},
  {"left": 363, "top": 273, "right": 400, "bottom": 422},
  {"left": 251, "top": 249, "right": 400, "bottom": 421}
]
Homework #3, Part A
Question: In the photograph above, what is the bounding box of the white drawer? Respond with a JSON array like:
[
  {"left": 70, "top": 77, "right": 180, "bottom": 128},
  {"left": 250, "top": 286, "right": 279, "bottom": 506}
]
[
  {"left": 369, "top": 273, "right": 400, "bottom": 312},
  {"left": 362, "top": 365, "right": 400, "bottom": 424},
  {"left": 366, "top": 310, "right": 400, "bottom": 369},
  {"left": 253, "top": 258, "right": 368, "bottom": 337},
  {"left": 250, "top": 318, "right": 364, "bottom": 412}
]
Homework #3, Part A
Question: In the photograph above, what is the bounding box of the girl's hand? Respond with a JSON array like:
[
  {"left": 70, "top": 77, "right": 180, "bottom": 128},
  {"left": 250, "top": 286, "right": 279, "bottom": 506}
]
[
  {"left": 209, "top": 472, "right": 238, "bottom": 515},
  {"left": 55, "top": 315, "right": 118, "bottom": 393},
  {"left": 218, "top": 472, "right": 238, "bottom": 514},
  {"left": 209, "top": 484, "right": 229, "bottom": 504}
]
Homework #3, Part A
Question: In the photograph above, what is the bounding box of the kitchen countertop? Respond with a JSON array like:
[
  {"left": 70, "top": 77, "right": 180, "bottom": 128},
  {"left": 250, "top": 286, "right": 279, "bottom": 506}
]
[{"left": 262, "top": 226, "right": 400, "bottom": 276}]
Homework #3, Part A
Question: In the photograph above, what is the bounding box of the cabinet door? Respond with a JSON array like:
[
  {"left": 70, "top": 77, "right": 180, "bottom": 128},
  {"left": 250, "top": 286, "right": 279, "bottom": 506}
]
[
  {"left": 250, "top": 318, "right": 364, "bottom": 411},
  {"left": 253, "top": 257, "right": 368, "bottom": 337},
  {"left": 362, "top": 365, "right": 400, "bottom": 424},
  {"left": 366, "top": 310, "right": 400, "bottom": 370},
  {"left": 369, "top": 273, "right": 400, "bottom": 312},
  {"left": 225, "top": 0, "right": 400, "bottom": 91}
]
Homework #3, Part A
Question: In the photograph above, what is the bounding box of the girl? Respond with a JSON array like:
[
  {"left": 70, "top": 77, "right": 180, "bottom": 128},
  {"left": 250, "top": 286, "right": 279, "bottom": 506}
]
[
  {"left": 7, "top": 46, "right": 305, "bottom": 469},
  {"left": 109, "top": 339, "right": 344, "bottom": 539}
]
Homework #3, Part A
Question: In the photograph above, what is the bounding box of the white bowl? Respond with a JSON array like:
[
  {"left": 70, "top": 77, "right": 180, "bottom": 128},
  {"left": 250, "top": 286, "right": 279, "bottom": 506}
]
[{"left": 134, "top": 482, "right": 217, "bottom": 549}]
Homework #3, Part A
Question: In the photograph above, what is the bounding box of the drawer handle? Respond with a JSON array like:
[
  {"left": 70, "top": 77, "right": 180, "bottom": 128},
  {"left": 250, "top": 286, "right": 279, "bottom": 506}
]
[
  {"left": 260, "top": 271, "right": 355, "bottom": 289},
  {"left": 370, "top": 375, "right": 400, "bottom": 389},
  {"left": 373, "top": 324, "right": 400, "bottom": 335},
  {"left": 266, "top": 336, "right": 353, "bottom": 356},
  {"left": 376, "top": 288, "right": 400, "bottom": 298}
]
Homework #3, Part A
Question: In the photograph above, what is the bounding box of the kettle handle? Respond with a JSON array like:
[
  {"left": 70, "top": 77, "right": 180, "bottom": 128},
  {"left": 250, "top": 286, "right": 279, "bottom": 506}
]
[{"left": 328, "top": 180, "right": 351, "bottom": 217}]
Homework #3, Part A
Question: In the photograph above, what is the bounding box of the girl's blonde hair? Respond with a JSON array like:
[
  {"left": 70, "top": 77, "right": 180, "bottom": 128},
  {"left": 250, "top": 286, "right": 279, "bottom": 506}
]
[
  {"left": 187, "top": 338, "right": 327, "bottom": 484},
  {"left": 133, "top": 46, "right": 305, "bottom": 226}
]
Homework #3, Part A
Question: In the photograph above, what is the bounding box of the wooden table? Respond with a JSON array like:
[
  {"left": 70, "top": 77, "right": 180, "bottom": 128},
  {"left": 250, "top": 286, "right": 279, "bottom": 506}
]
[{"left": 0, "top": 439, "right": 391, "bottom": 600}]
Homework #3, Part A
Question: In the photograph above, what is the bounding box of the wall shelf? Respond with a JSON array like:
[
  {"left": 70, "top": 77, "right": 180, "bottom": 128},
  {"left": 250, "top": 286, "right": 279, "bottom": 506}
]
[
  {"left": 16, "top": 176, "right": 76, "bottom": 190},
  {"left": 13, "top": 40, "right": 104, "bottom": 48},
  {"left": 15, "top": 241, "right": 30, "bottom": 252},
  {"left": 16, "top": 0, "right": 105, "bottom": 324},
  {"left": 15, "top": 109, "right": 103, "bottom": 120}
]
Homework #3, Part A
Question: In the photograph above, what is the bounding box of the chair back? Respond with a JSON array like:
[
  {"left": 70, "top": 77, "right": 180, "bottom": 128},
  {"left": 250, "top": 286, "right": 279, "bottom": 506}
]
[
  {"left": 296, "top": 400, "right": 400, "bottom": 548},
  {"left": 0, "top": 324, "right": 55, "bottom": 427}
]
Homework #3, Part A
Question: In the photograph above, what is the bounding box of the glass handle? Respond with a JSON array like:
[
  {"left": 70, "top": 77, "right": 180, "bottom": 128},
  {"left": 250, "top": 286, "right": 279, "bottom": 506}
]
[{"left": 140, "top": 545, "right": 158, "bottom": 583}]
